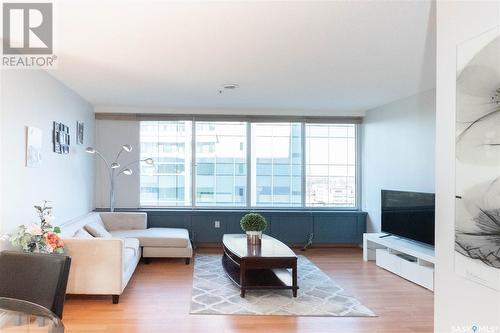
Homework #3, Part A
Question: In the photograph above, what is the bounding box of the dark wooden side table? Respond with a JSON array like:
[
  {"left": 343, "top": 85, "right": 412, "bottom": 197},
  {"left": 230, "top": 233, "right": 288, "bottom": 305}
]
[{"left": 222, "top": 234, "right": 298, "bottom": 297}]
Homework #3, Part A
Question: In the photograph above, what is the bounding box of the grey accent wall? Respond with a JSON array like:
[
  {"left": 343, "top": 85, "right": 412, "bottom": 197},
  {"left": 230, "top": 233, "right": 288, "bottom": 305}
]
[
  {"left": 361, "top": 89, "right": 436, "bottom": 232},
  {"left": 95, "top": 119, "right": 140, "bottom": 209},
  {"left": 0, "top": 70, "right": 95, "bottom": 247}
]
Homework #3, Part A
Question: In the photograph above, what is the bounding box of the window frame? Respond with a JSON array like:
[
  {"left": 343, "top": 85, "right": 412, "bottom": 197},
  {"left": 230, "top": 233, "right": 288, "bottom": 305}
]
[
  {"left": 304, "top": 123, "right": 358, "bottom": 209},
  {"left": 250, "top": 122, "right": 303, "bottom": 208},
  {"left": 193, "top": 121, "right": 248, "bottom": 208},
  {"left": 139, "top": 116, "right": 361, "bottom": 210},
  {"left": 139, "top": 120, "right": 193, "bottom": 207}
]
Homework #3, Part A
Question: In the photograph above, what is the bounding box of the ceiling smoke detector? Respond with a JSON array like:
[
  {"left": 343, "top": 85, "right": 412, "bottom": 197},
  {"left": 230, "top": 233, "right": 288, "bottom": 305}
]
[{"left": 219, "top": 83, "right": 239, "bottom": 94}]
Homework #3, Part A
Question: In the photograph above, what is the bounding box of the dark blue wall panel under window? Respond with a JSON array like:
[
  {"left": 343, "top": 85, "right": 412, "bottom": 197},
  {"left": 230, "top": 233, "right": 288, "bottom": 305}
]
[
  {"left": 270, "top": 214, "right": 313, "bottom": 244},
  {"left": 313, "top": 214, "right": 365, "bottom": 244},
  {"left": 191, "top": 214, "right": 228, "bottom": 242},
  {"left": 104, "top": 209, "right": 367, "bottom": 246}
]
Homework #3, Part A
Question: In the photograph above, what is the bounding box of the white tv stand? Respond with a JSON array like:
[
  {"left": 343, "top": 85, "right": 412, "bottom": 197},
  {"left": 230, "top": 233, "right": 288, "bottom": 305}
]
[{"left": 363, "top": 233, "right": 435, "bottom": 291}]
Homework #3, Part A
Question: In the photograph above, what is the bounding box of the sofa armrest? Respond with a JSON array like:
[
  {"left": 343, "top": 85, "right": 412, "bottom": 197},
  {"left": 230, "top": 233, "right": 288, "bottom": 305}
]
[
  {"left": 63, "top": 238, "right": 124, "bottom": 295},
  {"left": 99, "top": 212, "right": 147, "bottom": 231}
]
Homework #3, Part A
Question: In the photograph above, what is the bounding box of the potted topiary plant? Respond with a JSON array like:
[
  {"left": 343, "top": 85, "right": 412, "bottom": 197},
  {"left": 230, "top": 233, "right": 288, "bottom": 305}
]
[{"left": 240, "top": 213, "right": 267, "bottom": 245}]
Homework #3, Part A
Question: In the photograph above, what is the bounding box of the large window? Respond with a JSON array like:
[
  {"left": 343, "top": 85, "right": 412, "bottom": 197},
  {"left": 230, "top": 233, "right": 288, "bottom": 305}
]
[
  {"left": 140, "top": 119, "right": 358, "bottom": 208},
  {"left": 306, "top": 124, "right": 356, "bottom": 207},
  {"left": 195, "top": 122, "right": 247, "bottom": 206},
  {"left": 251, "top": 123, "right": 302, "bottom": 207},
  {"left": 140, "top": 121, "right": 192, "bottom": 206}
]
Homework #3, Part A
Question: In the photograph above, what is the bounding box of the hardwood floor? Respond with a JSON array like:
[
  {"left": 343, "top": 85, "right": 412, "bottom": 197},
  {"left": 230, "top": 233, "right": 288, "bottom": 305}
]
[{"left": 63, "top": 248, "right": 433, "bottom": 333}]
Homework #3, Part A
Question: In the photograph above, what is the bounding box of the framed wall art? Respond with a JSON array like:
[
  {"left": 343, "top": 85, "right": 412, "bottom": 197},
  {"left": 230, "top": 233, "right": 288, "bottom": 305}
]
[
  {"left": 76, "top": 121, "right": 84, "bottom": 145},
  {"left": 26, "top": 126, "right": 42, "bottom": 168},
  {"left": 53, "top": 121, "right": 70, "bottom": 154},
  {"left": 455, "top": 26, "right": 500, "bottom": 291}
]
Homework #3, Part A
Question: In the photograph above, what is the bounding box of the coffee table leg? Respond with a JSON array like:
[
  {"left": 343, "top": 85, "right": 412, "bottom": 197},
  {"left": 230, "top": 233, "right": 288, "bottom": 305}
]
[
  {"left": 240, "top": 261, "right": 246, "bottom": 298},
  {"left": 292, "top": 261, "right": 298, "bottom": 297}
]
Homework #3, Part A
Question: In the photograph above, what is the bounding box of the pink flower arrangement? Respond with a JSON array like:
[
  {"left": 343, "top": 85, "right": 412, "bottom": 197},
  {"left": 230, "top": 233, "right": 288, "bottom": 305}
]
[
  {"left": 44, "top": 232, "right": 64, "bottom": 252},
  {"left": 3, "top": 201, "right": 65, "bottom": 254}
]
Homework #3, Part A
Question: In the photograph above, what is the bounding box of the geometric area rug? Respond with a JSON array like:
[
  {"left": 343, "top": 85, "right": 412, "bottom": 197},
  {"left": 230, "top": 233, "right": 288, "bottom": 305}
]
[{"left": 190, "top": 254, "right": 376, "bottom": 317}]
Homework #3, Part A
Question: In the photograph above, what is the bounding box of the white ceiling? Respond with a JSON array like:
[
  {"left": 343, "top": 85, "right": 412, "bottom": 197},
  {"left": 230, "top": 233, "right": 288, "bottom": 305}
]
[{"left": 49, "top": 0, "right": 436, "bottom": 115}]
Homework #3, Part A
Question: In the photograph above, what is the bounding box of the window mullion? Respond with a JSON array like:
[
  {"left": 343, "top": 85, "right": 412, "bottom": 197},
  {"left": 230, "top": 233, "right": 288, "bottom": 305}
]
[
  {"left": 355, "top": 124, "right": 361, "bottom": 210},
  {"left": 191, "top": 119, "right": 196, "bottom": 208},
  {"left": 301, "top": 122, "right": 306, "bottom": 208},
  {"left": 246, "top": 122, "right": 251, "bottom": 208},
  {"left": 156, "top": 123, "right": 160, "bottom": 206}
]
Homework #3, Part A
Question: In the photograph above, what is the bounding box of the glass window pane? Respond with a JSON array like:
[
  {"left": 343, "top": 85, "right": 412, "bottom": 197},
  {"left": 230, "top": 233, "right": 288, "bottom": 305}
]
[
  {"left": 195, "top": 122, "right": 247, "bottom": 207},
  {"left": 141, "top": 120, "right": 357, "bottom": 209},
  {"left": 140, "top": 121, "right": 192, "bottom": 206},
  {"left": 308, "top": 138, "right": 329, "bottom": 164},
  {"left": 329, "top": 138, "right": 348, "bottom": 164},
  {"left": 306, "top": 124, "right": 357, "bottom": 208},
  {"left": 330, "top": 126, "right": 349, "bottom": 137},
  {"left": 251, "top": 123, "right": 302, "bottom": 207}
]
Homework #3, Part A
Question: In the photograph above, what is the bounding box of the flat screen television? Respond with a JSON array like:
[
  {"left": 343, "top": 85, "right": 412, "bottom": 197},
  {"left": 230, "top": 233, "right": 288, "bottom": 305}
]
[{"left": 381, "top": 190, "right": 435, "bottom": 246}]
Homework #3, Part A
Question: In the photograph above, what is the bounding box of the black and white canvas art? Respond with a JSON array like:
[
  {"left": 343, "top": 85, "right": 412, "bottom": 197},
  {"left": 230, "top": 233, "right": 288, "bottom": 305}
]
[
  {"left": 76, "top": 121, "right": 84, "bottom": 145},
  {"left": 455, "top": 27, "right": 500, "bottom": 291},
  {"left": 53, "top": 121, "right": 70, "bottom": 154}
]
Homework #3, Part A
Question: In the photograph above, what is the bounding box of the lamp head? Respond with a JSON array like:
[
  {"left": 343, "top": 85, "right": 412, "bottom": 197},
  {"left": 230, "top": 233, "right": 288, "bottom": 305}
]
[
  {"left": 85, "top": 147, "right": 96, "bottom": 154},
  {"left": 122, "top": 169, "right": 133, "bottom": 176},
  {"left": 111, "top": 162, "right": 120, "bottom": 169},
  {"left": 144, "top": 158, "right": 154, "bottom": 165},
  {"left": 122, "top": 144, "right": 133, "bottom": 152}
]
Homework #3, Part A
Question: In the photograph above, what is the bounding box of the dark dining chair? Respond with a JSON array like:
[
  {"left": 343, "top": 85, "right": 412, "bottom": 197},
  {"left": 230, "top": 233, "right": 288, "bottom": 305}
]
[{"left": 0, "top": 251, "right": 71, "bottom": 319}]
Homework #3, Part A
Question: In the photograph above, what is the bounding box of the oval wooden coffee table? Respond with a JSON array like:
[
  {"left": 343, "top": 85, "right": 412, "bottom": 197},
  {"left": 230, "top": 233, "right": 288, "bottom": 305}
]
[{"left": 222, "top": 234, "right": 298, "bottom": 298}]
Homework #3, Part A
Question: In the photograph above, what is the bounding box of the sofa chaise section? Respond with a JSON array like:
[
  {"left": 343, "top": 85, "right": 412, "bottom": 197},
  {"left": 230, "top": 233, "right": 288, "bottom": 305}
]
[
  {"left": 61, "top": 212, "right": 192, "bottom": 303},
  {"left": 99, "top": 212, "right": 193, "bottom": 264}
]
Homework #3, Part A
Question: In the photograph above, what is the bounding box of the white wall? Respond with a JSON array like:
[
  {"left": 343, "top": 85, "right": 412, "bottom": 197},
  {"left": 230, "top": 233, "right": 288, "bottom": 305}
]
[
  {"left": 361, "top": 89, "right": 436, "bottom": 232},
  {"left": 435, "top": 1, "right": 500, "bottom": 332},
  {"left": 0, "top": 70, "right": 95, "bottom": 245},
  {"left": 95, "top": 119, "right": 140, "bottom": 209}
]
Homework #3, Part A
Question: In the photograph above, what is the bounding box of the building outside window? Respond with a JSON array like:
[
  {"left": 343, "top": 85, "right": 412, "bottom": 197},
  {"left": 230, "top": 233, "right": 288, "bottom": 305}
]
[
  {"left": 195, "top": 121, "right": 247, "bottom": 206},
  {"left": 251, "top": 123, "right": 302, "bottom": 207},
  {"left": 140, "top": 119, "right": 358, "bottom": 209},
  {"left": 140, "top": 120, "right": 192, "bottom": 206},
  {"left": 305, "top": 124, "right": 356, "bottom": 207}
]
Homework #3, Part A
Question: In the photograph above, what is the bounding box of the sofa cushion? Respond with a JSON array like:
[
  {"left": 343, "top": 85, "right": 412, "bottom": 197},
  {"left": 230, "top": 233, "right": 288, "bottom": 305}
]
[
  {"left": 123, "top": 238, "right": 140, "bottom": 272},
  {"left": 99, "top": 212, "right": 147, "bottom": 231},
  {"left": 85, "top": 216, "right": 112, "bottom": 238},
  {"left": 123, "top": 238, "right": 140, "bottom": 257},
  {"left": 110, "top": 228, "right": 189, "bottom": 248},
  {"left": 60, "top": 212, "right": 101, "bottom": 238},
  {"left": 74, "top": 228, "right": 94, "bottom": 239},
  {"left": 123, "top": 247, "right": 137, "bottom": 272}
]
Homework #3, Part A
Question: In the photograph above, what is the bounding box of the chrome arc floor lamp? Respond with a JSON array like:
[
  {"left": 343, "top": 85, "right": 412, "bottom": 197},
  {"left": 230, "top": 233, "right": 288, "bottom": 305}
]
[{"left": 85, "top": 144, "right": 153, "bottom": 212}]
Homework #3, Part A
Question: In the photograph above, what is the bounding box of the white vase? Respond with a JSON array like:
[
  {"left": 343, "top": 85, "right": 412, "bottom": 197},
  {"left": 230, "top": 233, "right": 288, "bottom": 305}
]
[{"left": 246, "top": 231, "right": 262, "bottom": 245}]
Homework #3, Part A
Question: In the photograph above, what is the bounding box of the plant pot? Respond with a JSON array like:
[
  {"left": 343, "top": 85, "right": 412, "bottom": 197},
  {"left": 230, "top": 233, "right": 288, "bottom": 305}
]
[
  {"left": 247, "top": 242, "right": 262, "bottom": 256},
  {"left": 246, "top": 231, "right": 262, "bottom": 245}
]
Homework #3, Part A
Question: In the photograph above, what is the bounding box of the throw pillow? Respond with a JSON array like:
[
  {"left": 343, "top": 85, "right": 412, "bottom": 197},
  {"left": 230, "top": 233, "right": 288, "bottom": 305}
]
[
  {"left": 85, "top": 219, "right": 112, "bottom": 238},
  {"left": 74, "top": 228, "right": 94, "bottom": 239}
]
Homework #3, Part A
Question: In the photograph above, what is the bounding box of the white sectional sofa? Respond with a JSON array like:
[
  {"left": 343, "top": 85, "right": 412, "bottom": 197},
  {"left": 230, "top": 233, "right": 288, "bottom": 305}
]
[{"left": 60, "top": 212, "right": 192, "bottom": 303}]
